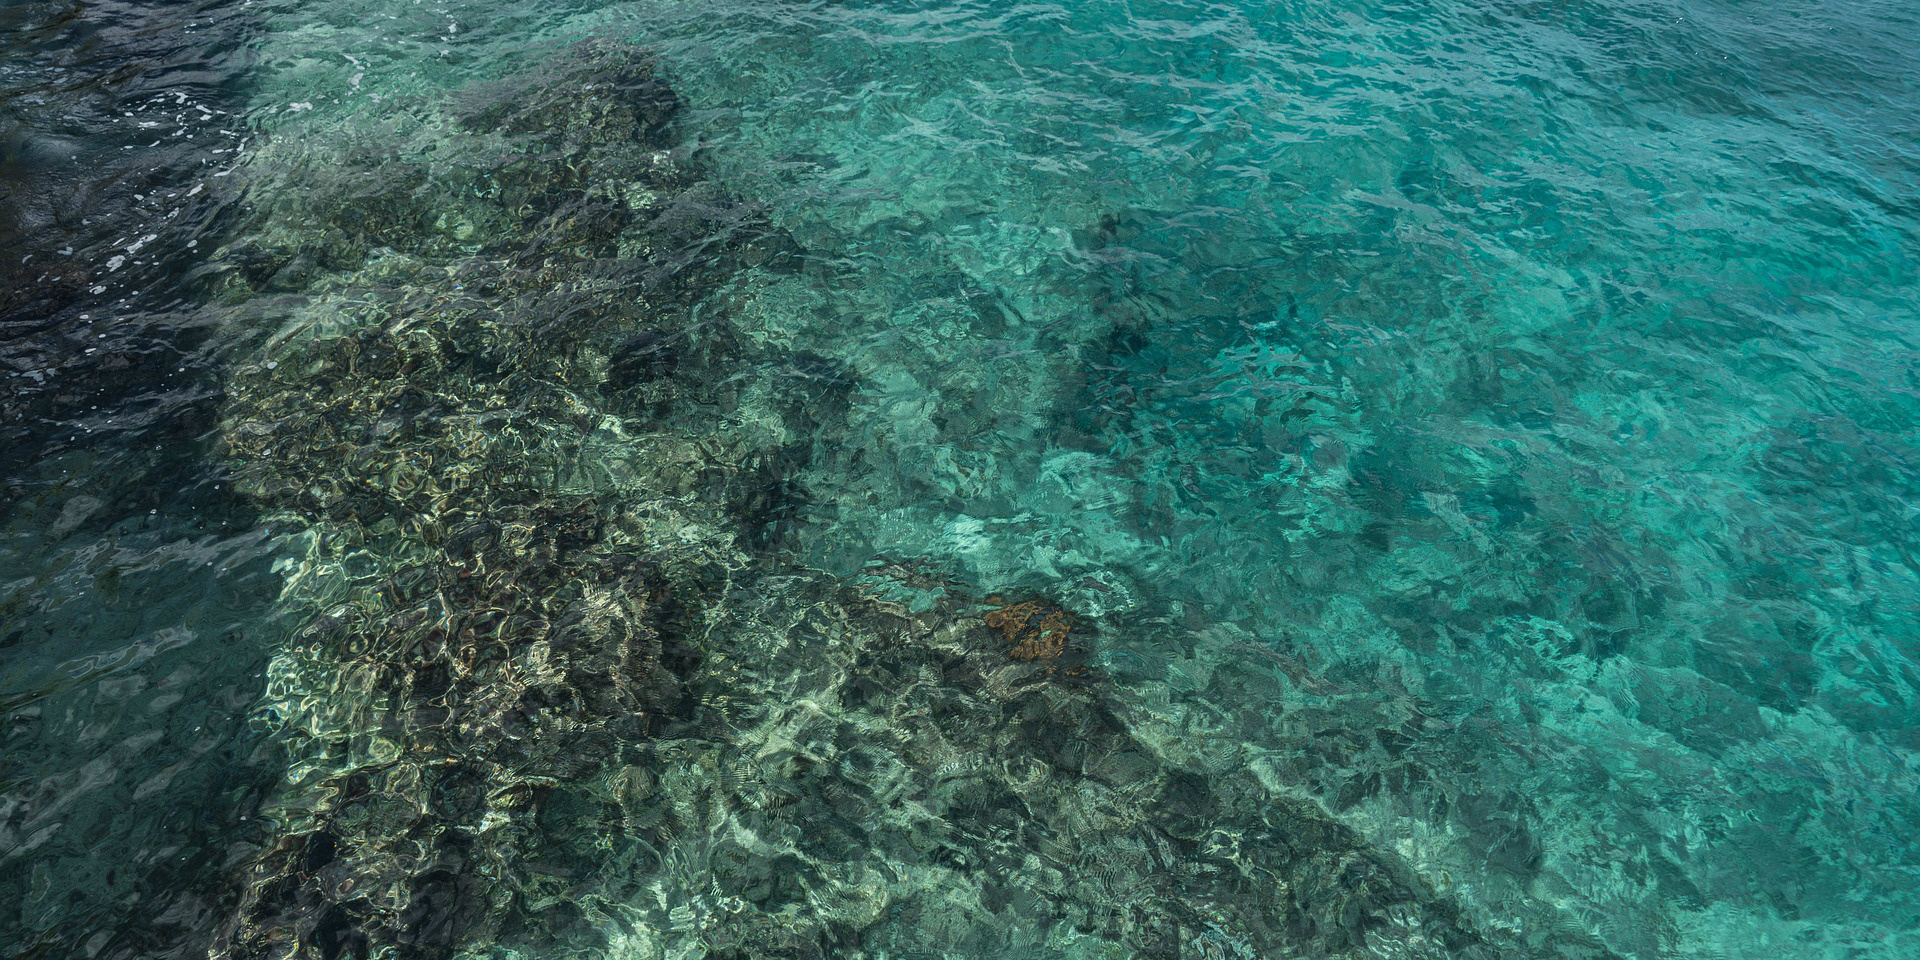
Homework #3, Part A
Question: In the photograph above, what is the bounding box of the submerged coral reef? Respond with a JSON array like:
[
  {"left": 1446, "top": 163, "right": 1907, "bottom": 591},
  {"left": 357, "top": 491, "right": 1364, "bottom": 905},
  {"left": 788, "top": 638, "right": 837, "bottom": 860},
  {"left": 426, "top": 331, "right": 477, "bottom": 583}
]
[
  {"left": 210, "top": 41, "right": 783, "bottom": 957},
  {"left": 209, "top": 38, "right": 1616, "bottom": 960}
]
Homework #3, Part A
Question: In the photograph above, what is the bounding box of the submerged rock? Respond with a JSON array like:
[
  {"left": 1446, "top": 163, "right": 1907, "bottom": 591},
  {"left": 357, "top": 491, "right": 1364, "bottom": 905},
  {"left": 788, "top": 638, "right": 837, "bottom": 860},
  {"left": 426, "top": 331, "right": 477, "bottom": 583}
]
[{"left": 982, "top": 594, "right": 1078, "bottom": 663}]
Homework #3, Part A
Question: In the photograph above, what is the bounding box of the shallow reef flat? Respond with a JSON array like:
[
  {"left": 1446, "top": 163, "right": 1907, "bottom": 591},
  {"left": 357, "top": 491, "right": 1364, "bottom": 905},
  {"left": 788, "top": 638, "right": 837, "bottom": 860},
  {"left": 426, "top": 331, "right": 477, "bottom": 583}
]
[{"left": 208, "top": 39, "right": 782, "bottom": 957}]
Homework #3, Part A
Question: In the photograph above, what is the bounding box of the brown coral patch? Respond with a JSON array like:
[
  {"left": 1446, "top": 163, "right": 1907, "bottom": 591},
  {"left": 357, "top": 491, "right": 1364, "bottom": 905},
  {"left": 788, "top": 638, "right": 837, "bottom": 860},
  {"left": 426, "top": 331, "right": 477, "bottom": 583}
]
[{"left": 982, "top": 596, "right": 1075, "bottom": 662}]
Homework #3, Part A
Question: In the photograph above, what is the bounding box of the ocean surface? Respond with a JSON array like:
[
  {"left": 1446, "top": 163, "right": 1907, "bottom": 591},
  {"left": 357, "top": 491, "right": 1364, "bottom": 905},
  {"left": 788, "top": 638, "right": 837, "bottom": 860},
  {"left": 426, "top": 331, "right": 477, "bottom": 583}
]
[{"left": 3, "top": 0, "right": 1917, "bottom": 957}]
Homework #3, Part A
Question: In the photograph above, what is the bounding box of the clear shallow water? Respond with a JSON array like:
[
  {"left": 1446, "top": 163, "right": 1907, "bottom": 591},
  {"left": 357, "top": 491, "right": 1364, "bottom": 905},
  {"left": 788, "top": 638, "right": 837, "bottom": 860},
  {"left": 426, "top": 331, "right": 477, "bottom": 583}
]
[{"left": 4, "top": 0, "right": 1918, "bottom": 957}]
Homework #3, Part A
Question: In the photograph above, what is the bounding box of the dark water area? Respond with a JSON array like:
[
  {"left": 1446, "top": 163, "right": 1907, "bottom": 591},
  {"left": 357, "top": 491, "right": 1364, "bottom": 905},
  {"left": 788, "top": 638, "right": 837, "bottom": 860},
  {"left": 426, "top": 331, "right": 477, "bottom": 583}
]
[
  {"left": 2, "top": 0, "right": 246, "bottom": 476},
  {"left": 2, "top": 2, "right": 286, "bottom": 957},
  {"left": 4, "top": 0, "right": 1920, "bottom": 957}
]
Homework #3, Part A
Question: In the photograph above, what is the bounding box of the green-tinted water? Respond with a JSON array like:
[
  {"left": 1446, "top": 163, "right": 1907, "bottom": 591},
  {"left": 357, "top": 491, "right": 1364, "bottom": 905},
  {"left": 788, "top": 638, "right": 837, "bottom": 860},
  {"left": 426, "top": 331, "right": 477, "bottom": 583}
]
[{"left": 4, "top": 0, "right": 1917, "bottom": 956}]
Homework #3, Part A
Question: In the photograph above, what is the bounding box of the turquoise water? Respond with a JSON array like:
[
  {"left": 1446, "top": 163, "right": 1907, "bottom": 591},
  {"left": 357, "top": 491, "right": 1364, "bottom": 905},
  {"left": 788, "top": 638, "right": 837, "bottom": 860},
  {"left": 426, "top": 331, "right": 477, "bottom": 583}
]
[{"left": 4, "top": 0, "right": 1918, "bottom": 956}]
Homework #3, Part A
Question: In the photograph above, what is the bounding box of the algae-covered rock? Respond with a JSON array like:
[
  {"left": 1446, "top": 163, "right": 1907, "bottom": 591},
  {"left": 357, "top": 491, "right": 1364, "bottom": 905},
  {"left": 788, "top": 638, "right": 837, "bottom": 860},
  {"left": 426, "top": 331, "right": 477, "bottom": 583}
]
[{"left": 983, "top": 594, "right": 1079, "bottom": 663}]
